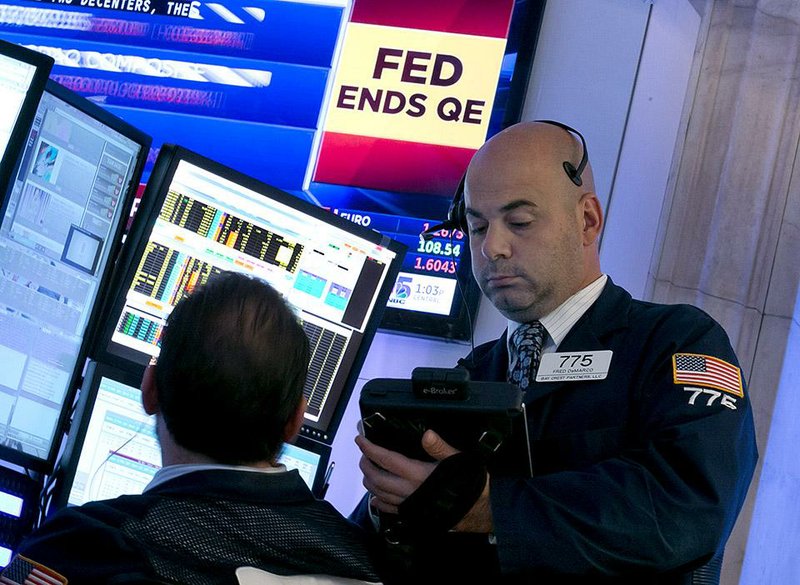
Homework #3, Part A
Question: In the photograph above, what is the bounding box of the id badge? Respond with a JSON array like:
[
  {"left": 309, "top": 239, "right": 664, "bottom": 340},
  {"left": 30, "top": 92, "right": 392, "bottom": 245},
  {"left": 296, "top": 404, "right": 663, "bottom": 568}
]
[{"left": 536, "top": 350, "right": 613, "bottom": 382}]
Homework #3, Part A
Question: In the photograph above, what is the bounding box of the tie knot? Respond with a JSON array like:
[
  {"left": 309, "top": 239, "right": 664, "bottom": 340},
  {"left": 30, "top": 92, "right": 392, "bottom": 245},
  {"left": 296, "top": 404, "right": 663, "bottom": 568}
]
[{"left": 510, "top": 321, "right": 545, "bottom": 353}]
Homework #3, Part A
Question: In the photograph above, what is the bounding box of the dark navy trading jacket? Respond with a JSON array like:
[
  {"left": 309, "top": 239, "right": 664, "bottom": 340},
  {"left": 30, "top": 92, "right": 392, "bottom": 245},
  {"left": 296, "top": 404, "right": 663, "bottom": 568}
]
[
  {"left": 20, "top": 469, "right": 381, "bottom": 585},
  {"left": 355, "top": 279, "right": 758, "bottom": 585}
]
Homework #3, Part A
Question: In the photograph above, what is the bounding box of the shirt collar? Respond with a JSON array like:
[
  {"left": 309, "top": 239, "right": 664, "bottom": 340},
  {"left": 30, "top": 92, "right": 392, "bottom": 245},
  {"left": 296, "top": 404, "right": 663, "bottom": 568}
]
[
  {"left": 508, "top": 274, "right": 608, "bottom": 353},
  {"left": 144, "top": 462, "right": 288, "bottom": 493}
]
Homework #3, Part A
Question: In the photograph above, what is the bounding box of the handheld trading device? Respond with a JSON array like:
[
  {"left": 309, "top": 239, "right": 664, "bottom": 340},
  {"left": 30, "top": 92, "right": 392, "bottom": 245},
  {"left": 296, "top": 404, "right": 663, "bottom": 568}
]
[{"left": 360, "top": 368, "right": 531, "bottom": 474}]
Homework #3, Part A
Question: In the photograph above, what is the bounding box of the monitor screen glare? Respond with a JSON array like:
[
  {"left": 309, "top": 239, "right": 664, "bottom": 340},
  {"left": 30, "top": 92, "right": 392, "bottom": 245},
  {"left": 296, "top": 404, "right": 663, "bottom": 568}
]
[
  {"left": 0, "top": 90, "right": 144, "bottom": 463},
  {"left": 0, "top": 52, "right": 36, "bottom": 156},
  {"left": 67, "top": 375, "right": 159, "bottom": 507}
]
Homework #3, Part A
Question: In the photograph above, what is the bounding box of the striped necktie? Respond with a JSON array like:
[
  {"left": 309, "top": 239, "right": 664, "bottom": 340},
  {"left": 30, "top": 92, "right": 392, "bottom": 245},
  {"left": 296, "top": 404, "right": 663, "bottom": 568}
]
[{"left": 508, "top": 321, "right": 545, "bottom": 391}]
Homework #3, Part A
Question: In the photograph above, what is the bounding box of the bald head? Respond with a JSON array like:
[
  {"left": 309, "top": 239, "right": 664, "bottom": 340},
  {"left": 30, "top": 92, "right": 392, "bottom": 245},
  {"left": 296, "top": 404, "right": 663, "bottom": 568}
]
[
  {"left": 464, "top": 121, "right": 603, "bottom": 322},
  {"left": 467, "top": 121, "right": 595, "bottom": 203}
]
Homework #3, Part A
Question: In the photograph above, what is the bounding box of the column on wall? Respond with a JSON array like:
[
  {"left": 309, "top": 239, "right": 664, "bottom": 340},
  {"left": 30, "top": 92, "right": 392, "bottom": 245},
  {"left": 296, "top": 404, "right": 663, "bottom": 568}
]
[{"left": 646, "top": 1, "right": 800, "bottom": 583}]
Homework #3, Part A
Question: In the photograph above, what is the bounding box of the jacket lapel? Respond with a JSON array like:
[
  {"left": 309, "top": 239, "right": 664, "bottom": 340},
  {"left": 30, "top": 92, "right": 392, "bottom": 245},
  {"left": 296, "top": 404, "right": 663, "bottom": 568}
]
[
  {"left": 460, "top": 330, "right": 509, "bottom": 382},
  {"left": 524, "top": 279, "right": 632, "bottom": 403},
  {"left": 461, "top": 279, "right": 633, "bottom": 403}
]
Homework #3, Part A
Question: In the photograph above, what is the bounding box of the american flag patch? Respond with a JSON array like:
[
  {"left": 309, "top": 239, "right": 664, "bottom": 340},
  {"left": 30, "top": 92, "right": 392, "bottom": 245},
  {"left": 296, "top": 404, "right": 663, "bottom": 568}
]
[
  {"left": 673, "top": 353, "right": 743, "bottom": 397},
  {"left": 0, "top": 555, "right": 67, "bottom": 585}
]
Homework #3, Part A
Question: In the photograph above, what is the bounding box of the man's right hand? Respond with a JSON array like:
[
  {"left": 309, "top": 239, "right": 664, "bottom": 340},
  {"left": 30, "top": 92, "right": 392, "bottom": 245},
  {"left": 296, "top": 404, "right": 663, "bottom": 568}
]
[{"left": 355, "top": 430, "right": 456, "bottom": 514}]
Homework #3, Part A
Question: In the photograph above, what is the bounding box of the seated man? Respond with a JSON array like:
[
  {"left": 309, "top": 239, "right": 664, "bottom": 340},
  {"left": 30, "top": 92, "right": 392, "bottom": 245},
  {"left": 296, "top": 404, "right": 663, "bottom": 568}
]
[{"left": 15, "top": 272, "right": 381, "bottom": 585}]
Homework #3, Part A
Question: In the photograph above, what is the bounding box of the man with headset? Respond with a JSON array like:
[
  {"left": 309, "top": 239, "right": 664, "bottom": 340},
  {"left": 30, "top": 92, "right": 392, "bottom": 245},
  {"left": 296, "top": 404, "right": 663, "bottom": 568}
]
[{"left": 354, "top": 121, "right": 758, "bottom": 584}]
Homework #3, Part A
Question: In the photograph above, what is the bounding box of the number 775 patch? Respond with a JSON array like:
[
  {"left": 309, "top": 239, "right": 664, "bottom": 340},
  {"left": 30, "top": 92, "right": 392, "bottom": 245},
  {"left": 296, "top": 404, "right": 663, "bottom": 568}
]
[{"left": 684, "top": 386, "right": 738, "bottom": 410}]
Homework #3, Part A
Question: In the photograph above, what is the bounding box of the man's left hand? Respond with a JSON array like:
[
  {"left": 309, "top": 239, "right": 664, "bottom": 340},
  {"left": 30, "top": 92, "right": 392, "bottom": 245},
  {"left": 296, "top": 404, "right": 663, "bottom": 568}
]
[{"left": 356, "top": 430, "right": 493, "bottom": 532}]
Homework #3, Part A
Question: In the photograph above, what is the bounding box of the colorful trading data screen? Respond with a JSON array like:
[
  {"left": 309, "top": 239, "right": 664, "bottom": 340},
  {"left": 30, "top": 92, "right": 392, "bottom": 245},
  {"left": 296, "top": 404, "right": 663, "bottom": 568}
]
[
  {"left": 68, "top": 373, "right": 320, "bottom": 506},
  {"left": 0, "top": 0, "right": 531, "bottom": 337},
  {"left": 109, "top": 159, "right": 398, "bottom": 439},
  {"left": 328, "top": 208, "right": 465, "bottom": 317},
  {"left": 0, "top": 90, "right": 143, "bottom": 463}
]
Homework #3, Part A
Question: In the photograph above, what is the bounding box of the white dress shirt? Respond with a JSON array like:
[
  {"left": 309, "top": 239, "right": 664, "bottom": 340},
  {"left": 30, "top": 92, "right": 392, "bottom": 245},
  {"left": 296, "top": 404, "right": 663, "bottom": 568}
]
[{"left": 144, "top": 462, "right": 288, "bottom": 492}]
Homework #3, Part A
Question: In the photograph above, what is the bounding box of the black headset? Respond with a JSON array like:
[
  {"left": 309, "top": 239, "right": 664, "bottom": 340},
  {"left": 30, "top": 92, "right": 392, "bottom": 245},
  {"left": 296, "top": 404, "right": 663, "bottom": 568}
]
[{"left": 421, "top": 120, "right": 588, "bottom": 241}]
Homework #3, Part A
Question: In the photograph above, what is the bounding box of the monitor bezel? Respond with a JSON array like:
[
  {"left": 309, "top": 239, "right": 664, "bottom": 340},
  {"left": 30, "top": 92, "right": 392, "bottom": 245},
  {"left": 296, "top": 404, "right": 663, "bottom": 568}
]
[
  {"left": 89, "top": 144, "right": 407, "bottom": 447},
  {"left": 0, "top": 39, "right": 52, "bottom": 210},
  {"left": 0, "top": 78, "right": 151, "bottom": 472}
]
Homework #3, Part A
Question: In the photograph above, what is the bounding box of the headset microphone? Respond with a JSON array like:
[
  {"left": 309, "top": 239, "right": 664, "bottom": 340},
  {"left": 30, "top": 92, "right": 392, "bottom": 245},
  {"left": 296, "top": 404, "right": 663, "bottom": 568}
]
[
  {"left": 419, "top": 173, "right": 467, "bottom": 242},
  {"left": 537, "top": 119, "right": 588, "bottom": 186},
  {"left": 420, "top": 220, "right": 455, "bottom": 242}
]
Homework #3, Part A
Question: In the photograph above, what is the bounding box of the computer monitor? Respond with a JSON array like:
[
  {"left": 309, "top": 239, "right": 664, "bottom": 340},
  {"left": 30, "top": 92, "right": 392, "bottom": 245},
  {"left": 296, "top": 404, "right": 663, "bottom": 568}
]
[
  {"left": 93, "top": 145, "right": 405, "bottom": 445},
  {"left": 0, "top": 79, "right": 151, "bottom": 471},
  {"left": 52, "top": 361, "right": 331, "bottom": 509},
  {"left": 54, "top": 361, "right": 156, "bottom": 507},
  {"left": 0, "top": 39, "right": 52, "bottom": 200},
  {"left": 278, "top": 437, "right": 329, "bottom": 495}
]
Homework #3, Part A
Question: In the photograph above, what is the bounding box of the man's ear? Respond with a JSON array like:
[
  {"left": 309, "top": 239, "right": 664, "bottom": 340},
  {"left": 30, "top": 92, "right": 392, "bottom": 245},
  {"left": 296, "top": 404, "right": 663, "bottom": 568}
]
[
  {"left": 283, "top": 397, "right": 307, "bottom": 442},
  {"left": 141, "top": 365, "right": 160, "bottom": 415},
  {"left": 580, "top": 192, "right": 603, "bottom": 246}
]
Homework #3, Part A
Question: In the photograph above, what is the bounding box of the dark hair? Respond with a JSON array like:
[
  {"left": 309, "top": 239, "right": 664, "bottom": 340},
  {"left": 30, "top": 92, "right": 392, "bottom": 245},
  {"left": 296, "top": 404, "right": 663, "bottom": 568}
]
[{"left": 154, "top": 271, "right": 309, "bottom": 464}]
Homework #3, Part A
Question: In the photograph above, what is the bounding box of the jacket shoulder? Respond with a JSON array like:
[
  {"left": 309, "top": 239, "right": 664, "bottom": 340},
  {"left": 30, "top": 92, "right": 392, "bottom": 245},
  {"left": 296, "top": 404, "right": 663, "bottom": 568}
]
[{"left": 627, "top": 298, "right": 730, "bottom": 338}]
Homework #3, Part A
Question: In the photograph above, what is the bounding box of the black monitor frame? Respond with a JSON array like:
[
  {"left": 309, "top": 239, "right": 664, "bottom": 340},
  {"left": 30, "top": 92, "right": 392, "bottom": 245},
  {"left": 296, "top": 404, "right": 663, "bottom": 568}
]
[
  {"left": 379, "top": 242, "right": 481, "bottom": 341},
  {"left": 0, "top": 39, "right": 52, "bottom": 206},
  {"left": 0, "top": 78, "right": 151, "bottom": 472},
  {"left": 90, "top": 144, "right": 407, "bottom": 447}
]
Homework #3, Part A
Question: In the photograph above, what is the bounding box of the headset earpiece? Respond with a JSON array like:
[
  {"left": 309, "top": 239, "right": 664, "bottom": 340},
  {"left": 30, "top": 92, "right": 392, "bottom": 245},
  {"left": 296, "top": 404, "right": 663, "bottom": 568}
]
[
  {"left": 538, "top": 119, "right": 588, "bottom": 187},
  {"left": 563, "top": 161, "right": 582, "bottom": 186}
]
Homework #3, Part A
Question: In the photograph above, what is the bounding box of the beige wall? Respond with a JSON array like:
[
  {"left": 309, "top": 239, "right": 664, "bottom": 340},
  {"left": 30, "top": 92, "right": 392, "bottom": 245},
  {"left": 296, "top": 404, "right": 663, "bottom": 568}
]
[{"left": 647, "top": 1, "right": 800, "bottom": 582}]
